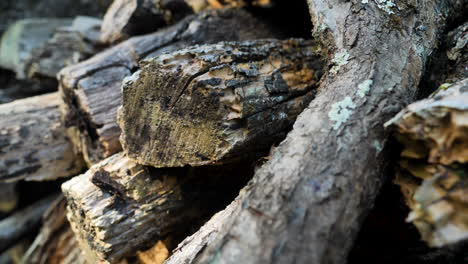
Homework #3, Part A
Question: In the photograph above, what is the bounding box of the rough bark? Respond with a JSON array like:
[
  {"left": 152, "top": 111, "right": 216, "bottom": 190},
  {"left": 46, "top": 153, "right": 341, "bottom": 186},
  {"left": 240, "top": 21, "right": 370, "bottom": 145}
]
[
  {"left": 166, "top": 1, "right": 466, "bottom": 263},
  {"left": 0, "top": 92, "right": 84, "bottom": 182},
  {"left": 388, "top": 78, "right": 468, "bottom": 247},
  {"left": 119, "top": 39, "right": 325, "bottom": 167},
  {"left": 22, "top": 196, "right": 86, "bottom": 264},
  {"left": 59, "top": 8, "right": 279, "bottom": 165},
  {"left": 0, "top": 195, "right": 57, "bottom": 253},
  {"left": 100, "top": 0, "right": 193, "bottom": 43},
  {"left": 62, "top": 152, "right": 252, "bottom": 263}
]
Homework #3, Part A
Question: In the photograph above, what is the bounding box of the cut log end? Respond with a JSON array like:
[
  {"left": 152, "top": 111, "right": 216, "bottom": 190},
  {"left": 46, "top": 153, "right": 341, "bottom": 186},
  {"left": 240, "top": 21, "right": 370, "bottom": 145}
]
[{"left": 119, "top": 39, "right": 325, "bottom": 167}]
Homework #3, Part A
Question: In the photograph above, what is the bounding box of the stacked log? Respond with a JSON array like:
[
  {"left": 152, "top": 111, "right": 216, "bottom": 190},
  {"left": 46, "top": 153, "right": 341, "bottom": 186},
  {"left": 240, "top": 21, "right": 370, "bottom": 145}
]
[
  {"left": 119, "top": 39, "right": 325, "bottom": 167},
  {"left": 59, "top": 8, "right": 279, "bottom": 165},
  {"left": 0, "top": 92, "right": 84, "bottom": 182}
]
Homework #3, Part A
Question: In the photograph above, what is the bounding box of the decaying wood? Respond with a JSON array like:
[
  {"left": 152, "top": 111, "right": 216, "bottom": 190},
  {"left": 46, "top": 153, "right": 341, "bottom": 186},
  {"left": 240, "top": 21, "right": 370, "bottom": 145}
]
[
  {"left": 100, "top": 0, "right": 193, "bottom": 43},
  {"left": 0, "top": 195, "right": 57, "bottom": 253},
  {"left": 0, "top": 16, "right": 103, "bottom": 82},
  {"left": 100, "top": 0, "right": 272, "bottom": 44},
  {"left": 135, "top": 241, "right": 170, "bottom": 264},
  {"left": 59, "top": 8, "right": 279, "bottom": 165},
  {"left": 26, "top": 16, "right": 103, "bottom": 80},
  {"left": 0, "top": 18, "right": 73, "bottom": 79},
  {"left": 22, "top": 196, "right": 86, "bottom": 264},
  {"left": 388, "top": 78, "right": 468, "bottom": 247},
  {"left": 0, "top": 183, "right": 17, "bottom": 214},
  {"left": 62, "top": 152, "right": 252, "bottom": 263},
  {"left": 0, "top": 92, "right": 84, "bottom": 182},
  {"left": 166, "top": 1, "right": 465, "bottom": 263},
  {"left": 119, "top": 39, "right": 325, "bottom": 167},
  {"left": 444, "top": 21, "right": 467, "bottom": 83}
]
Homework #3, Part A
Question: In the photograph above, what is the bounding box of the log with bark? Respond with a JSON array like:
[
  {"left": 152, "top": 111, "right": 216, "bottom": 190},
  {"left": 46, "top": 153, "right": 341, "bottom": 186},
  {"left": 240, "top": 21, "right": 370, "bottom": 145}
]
[
  {"left": 0, "top": 16, "right": 103, "bottom": 82},
  {"left": 0, "top": 92, "right": 84, "bottom": 182},
  {"left": 165, "top": 1, "right": 466, "bottom": 263},
  {"left": 100, "top": 0, "right": 272, "bottom": 44},
  {"left": 59, "top": 8, "right": 280, "bottom": 165},
  {"left": 22, "top": 196, "right": 86, "bottom": 264},
  {"left": 0, "top": 194, "right": 57, "bottom": 253},
  {"left": 388, "top": 78, "right": 468, "bottom": 247},
  {"left": 61, "top": 152, "right": 252, "bottom": 263},
  {"left": 119, "top": 39, "right": 325, "bottom": 167}
]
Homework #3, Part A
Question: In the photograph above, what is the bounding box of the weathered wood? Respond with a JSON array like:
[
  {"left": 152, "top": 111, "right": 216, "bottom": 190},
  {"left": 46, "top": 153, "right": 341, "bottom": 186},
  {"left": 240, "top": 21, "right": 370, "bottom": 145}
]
[
  {"left": 59, "top": 8, "right": 279, "bottom": 165},
  {"left": 0, "top": 16, "right": 103, "bottom": 82},
  {"left": 388, "top": 78, "right": 468, "bottom": 247},
  {"left": 100, "top": 0, "right": 193, "bottom": 43},
  {"left": 0, "top": 195, "right": 57, "bottom": 253},
  {"left": 166, "top": 1, "right": 466, "bottom": 263},
  {"left": 22, "top": 196, "right": 86, "bottom": 264},
  {"left": 62, "top": 152, "right": 252, "bottom": 263},
  {"left": 0, "top": 92, "right": 84, "bottom": 182},
  {"left": 26, "top": 16, "right": 103, "bottom": 80},
  {"left": 119, "top": 39, "right": 325, "bottom": 167},
  {"left": 0, "top": 18, "right": 73, "bottom": 79}
]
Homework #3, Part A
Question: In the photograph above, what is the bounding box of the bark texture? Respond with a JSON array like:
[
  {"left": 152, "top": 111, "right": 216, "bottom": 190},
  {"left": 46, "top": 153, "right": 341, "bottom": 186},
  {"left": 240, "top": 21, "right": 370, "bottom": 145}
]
[
  {"left": 166, "top": 0, "right": 466, "bottom": 263},
  {"left": 22, "top": 196, "right": 86, "bottom": 264},
  {"left": 62, "top": 152, "right": 252, "bottom": 263},
  {"left": 389, "top": 78, "right": 468, "bottom": 247},
  {"left": 0, "top": 92, "right": 84, "bottom": 182},
  {"left": 59, "top": 8, "right": 279, "bottom": 165},
  {"left": 119, "top": 39, "right": 325, "bottom": 167}
]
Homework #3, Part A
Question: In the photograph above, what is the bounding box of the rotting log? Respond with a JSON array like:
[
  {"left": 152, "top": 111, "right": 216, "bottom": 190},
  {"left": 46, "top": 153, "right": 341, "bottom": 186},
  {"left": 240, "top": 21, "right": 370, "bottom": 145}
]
[
  {"left": 0, "top": 194, "right": 57, "bottom": 253},
  {"left": 388, "top": 78, "right": 468, "bottom": 247},
  {"left": 0, "top": 92, "right": 84, "bottom": 182},
  {"left": 100, "top": 0, "right": 193, "bottom": 43},
  {"left": 165, "top": 1, "right": 466, "bottom": 263},
  {"left": 100, "top": 0, "right": 272, "bottom": 44},
  {"left": 59, "top": 8, "right": 279, "bottom": 165},
  {"left": 22, "top": 196, "right": 86, "bottom": 264},
  {"left": 61, "top": 152, "right": 252, "bottom": 263},
  {"left": 26, "top": 16, "right": 104, "bottom": 80},
  {"left": 0, "top": 18, "right": 73, "bottom": 79},
  {"left": 119, "top": 39, "right": 325, "bottom": 167}
]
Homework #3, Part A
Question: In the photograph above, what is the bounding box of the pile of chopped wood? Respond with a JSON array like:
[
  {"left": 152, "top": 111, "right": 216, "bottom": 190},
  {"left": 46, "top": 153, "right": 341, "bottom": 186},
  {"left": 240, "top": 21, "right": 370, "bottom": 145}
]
[{"left": 0, "top": 0, "right": 467, "bottom": 263}]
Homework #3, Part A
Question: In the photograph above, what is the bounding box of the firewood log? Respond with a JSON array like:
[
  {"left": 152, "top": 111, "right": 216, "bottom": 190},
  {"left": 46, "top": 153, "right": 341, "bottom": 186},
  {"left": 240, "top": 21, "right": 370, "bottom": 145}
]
[
  {"left": 61, "top": 152, "right": 252, "bottom": 263},
  {"left": 119, "top": 39, "right": 325, "bottom": 167},
  {"left": 165, "top": 1, "right": 466, "bottom": 263},
  {"left": 59, "top": 8, "right": 279, "bottom": 165},
  {"left": 100, "top": 0, "right": 272, "bottom": 44},
  {"left": 22, "top": 196, "right": 86, "bottom": 264},
  {"left": 0, "top": 92, "right": 84, "bottom": 182},
  {"left": 388, "top": 78, "right": 468, "bottom": 247},
  {"left": 0, "top": 195, "right": 57, "bottom": 253}
]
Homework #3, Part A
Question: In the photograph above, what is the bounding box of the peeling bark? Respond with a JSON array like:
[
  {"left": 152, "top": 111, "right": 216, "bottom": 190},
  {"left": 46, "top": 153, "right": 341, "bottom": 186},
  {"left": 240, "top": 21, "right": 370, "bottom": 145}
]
[
  {"left": 0, "top": 92, "right": 84, "bottom": 182},
  {"left": 59, "top": 8, "right": 279, "bottom": 165},
  {"left": 62, "top": 152, "right": 252, "bottom": 263},
  {"left": 119, "top": 39, "right": 325, "bottom": 167},
  {"left": 388, "top": 78, "right": 468, "bottom": 247},
  {"left": 166, "top": 0, "right": 465, "bottom": 263}
]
